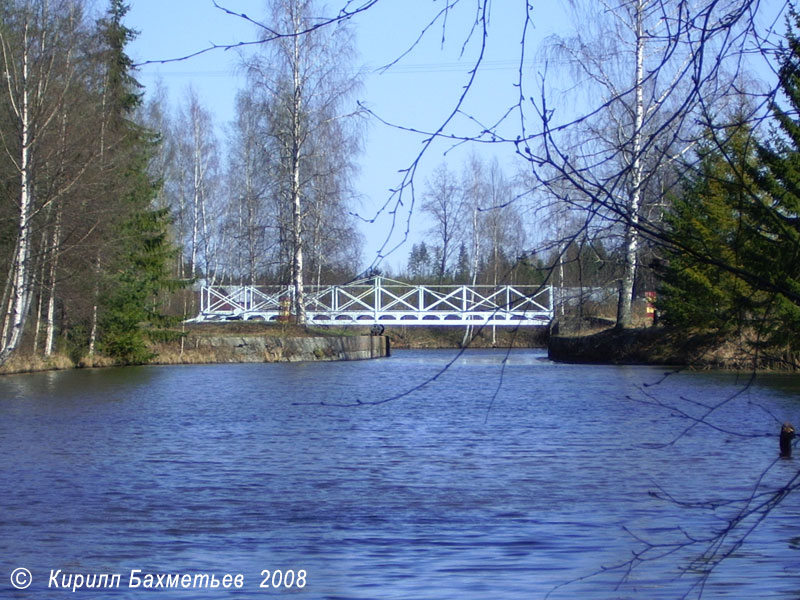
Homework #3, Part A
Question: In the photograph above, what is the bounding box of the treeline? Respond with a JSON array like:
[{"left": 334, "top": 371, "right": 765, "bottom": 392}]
[
  {"left": 386, "top": 0, "right": 800, "bottom": 357},
  {"left": 3, "top": 0, "right": 799, "bottom": 368},
  {"left": 0, "top": 0, "right": 176, "bottom": 367},
  {"left": 0, "top": 0, "right": 368, "bottom": 368},
  {"left": 390, "top": 152, "right": 632, "bottom": 299},
  {"left": 391, "top": 157, "right": 540, "bottom": 286},
  {"left": 140, "top": 0, "right": 363, "bottom": 324},
  {"left": 394, "top": 155, "right": 631, "bottom": 291},
  {"left": 504, "top": 8, "right": 800, "bottom": 356}
]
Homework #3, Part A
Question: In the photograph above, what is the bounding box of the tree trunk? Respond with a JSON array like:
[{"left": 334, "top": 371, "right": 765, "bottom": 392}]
[
  {"left": 462, "top": 205, "right": 480, "bottom": 347},
  {"left": 291, "top": 29, "right": 306, "bottom": 325},
  {"left": 44, "top": 207, "right": 62, "bottom": 356},
  {"left": 32, "top": 224, "right": 49, "bottom": 355},
  {"left": 0, "top": 30, "right": 33, "bottom": 365},
  {"left": 88, "top": 257, "right": 100, "bottom": 359},
  {"left": 616, "top": 0, "right": 645, "bottom": 330}
]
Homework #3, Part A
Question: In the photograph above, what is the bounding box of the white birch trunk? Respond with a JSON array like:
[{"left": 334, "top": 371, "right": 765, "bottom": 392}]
[
  {"left": 0, "top": 27, "right": 33, "bottom": 364},
  {"left": 44, "top": 207, "right": 62, "bottom": 356},
  {"left": 191, "top": 152, "right": 200, "bottom": 280},
  {"left": 462, "top": 204, "right": 481, "bottom": 347},
  {"left": 616, "top": 0, "right": 645, "bottom": 329},
  {"left": 291, "top": 27, "right": 306, "bottom": 325}
]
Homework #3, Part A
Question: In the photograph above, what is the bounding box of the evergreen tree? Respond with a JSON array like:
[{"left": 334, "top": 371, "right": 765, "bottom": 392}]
[
  {"left": 454, "top": 243, "right": 471, "bottom": 283},
  {"left": 742, "top": 8, "right": 800, "bottom": 350},
  {"left": 657, "top": 122, "right": 760, "bottom": 334},
  {"left": 407, "top": 242, "right": 432, "bottom": 281},
  {"left": 95, "top": 0, "right": 180, "bottom": 364},
  {"left": 659, "top": 6, "right": 800, "bottom": 355}
]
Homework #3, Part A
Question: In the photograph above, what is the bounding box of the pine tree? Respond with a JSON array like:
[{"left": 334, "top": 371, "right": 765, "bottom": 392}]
[{"left": 407, "top": 242, "right": 431, "bottom": 282}]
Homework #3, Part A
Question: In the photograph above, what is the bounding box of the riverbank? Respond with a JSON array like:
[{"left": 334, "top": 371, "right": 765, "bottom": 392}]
[
  {"left": 150, "top": 322, "right": 545, "bottom": 363},
  {"left": 0, "top": 353, "right": 77, "bottom": 376},
  {"left": 150, "top": 331, "right": 390, "bottom": 364},
  {"left": 0, "top": 323, "right": 391, "bottom": 375},
  {"left": 0, "top": 321, "right": 549, "bottom": 375},
  {"left": 3, "top": 321, "right": 790, "bottom": 374},
  {"left": 548, "top": 325, "right": 796, "bottom": 370},
  {"left": 387, "top": 325, "right": 548, "bottom": 349}
]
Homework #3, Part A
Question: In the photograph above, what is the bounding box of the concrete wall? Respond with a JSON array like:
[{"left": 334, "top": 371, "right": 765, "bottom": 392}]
[{"left": 188, "top": 334, "right": 390, "bottom": 363}]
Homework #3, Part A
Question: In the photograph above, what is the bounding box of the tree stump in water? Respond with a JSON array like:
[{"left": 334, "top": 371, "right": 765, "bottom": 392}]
[{"left": 780, "top": 422, "right": 795, "bottom": 458}]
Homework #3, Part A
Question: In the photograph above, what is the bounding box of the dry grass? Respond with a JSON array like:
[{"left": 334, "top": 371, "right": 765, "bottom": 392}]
[
  {"left": 77, "top": 354, "right": 117, "bottom": 369},
  {"left": 0, "top": 352, "right": 128, "bottom": 375},
  {"left": 549, "top": 325, "right": 800, "bottom": 371},
  {"left": 0, "top": 353, "right": 75, "bottom": 375},
  {"left": 0, "top": 324, "right": 368, "bottom": 376}
]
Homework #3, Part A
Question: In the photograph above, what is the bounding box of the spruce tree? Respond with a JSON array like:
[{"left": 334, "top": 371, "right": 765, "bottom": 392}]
[
  {"left": 95, "top": 0, "right": 180, "bottom": 364},
  {"left": 743, "top": 7, "right": 800, "bottom": 351},
  {"left": 659, "top": 10, "right": 800, "bottom": 354},
  {"left": 657, "top": 122, "right": 760, "bottom": 334}
]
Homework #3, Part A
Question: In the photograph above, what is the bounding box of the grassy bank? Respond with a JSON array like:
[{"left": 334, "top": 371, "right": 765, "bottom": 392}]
[
  {"left": 0, "top": 322, "right": 352, "bottom": 375},
  {"left": 158, "top": 323, "right": 548, "bottom": 362},
  {"left": 0, "top": 322, "right": 549, "bottom": 375},
  {"left": 0, "top": 353, "right": 76, "bottom": 375},
  {"left": 548, "top": 325, "right": 799, "bottom": 371},
  {"left": 169, "top": 321, "right": 548, "bottom": 351},
  {"left": 9, "top": 323, "right": 784, "bottom": 373}
]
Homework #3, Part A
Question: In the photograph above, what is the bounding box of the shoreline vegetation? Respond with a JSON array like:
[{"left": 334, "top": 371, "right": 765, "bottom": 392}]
[
  {"left": 2, "top": 319, "right": 794, "bottom": 376},
  {"left": 0, "top": 322, "right": 547, "bottom": 376},
  {"left": 548, "top": 327, "right": 779, "bottom": 370}
]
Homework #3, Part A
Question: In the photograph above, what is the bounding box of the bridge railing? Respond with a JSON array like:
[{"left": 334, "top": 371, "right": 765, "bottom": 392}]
[{"left": 195, "top": 277, "right": 553, "bottom": 326}]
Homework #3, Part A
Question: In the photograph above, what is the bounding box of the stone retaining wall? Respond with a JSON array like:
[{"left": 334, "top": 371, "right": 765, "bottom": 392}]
[{"left": 187, "top": 334, "right": 390, "bottom": 363}]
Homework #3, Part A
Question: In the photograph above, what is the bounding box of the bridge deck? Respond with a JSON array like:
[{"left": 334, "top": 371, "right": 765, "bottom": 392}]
[{"left": 193, "top": 277, "right": 553, "bottom": 326}]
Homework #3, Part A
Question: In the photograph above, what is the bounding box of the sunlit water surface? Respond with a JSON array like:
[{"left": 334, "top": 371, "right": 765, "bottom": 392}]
[{"left": 1, "top": 349, "right": 799, "bottom": 599}]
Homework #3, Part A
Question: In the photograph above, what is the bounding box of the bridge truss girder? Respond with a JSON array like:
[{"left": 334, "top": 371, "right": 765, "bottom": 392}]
[{"left": 194, "top": 277, "right": 553, "bottom": 326}]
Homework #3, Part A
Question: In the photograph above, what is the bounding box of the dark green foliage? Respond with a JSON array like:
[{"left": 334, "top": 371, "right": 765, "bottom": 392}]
[
  {"left": 742, "top": 9, "right": 800, "bottom": 349},
  {"left": 658, "top": 10, "right": 800, "bottom": 352},
  {"left": 97, "top": 0, "right": 142, "bottom": 119},
  {"left": 657, "top": 122, "right": 759, "bottom": 334},
  {"left": 407, "top": 242, "right": 432, "bottom": 281},
  {"left": 454, "top": 243, "right": 471, "bottom": 283},
  {"left": 94, "top": 0, "right": 181, "bottom": 364},
  {"left": 99, "top": 203, "right": 179, "bottom": 364}
]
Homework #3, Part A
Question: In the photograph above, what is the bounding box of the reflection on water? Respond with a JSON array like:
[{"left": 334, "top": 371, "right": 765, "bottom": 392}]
[{"left": 0, "top": 349, "right": 798, "bottom": 599}]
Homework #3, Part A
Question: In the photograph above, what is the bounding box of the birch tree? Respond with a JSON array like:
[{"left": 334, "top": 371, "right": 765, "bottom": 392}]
[
  {"left": 225, "top": 90, "right": 276, "bottom": 285},
  {"left": 540, "top": 0, "right": 691, "bottom": 328},
  {"left": 174, "top": 87, "right": 222, "bottom": 284},
  {"left": 479, "top": 158, "right": 524, "bottom": 286},
  {"left": 422, "top": 163, "right": 463, "bottom": 281},
  {"left": 243, "top": 0, "right": 362, "bottom": 323},
  {"left": 458, "top": 155, "right": 524, "bottom": 287},
  {"left": 0, "top": 0, "right": 87, "bottom": 364}
]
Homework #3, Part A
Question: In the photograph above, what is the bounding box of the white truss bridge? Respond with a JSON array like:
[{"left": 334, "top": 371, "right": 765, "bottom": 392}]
[{"left": 194, "top": 277, "right": 553, "bottom": 326}]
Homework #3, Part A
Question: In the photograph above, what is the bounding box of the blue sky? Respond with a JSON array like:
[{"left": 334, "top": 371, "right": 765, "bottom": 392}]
[
  {"left": 126, "top": 1, "right": 570, "bottom": 271},
  {"left": 126, "top": 1, "right": 786, "bottom": 272}
]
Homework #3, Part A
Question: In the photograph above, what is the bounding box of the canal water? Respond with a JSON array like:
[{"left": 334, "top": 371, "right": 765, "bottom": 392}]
[{"left": 0, "top": 349, "right": 798, "bottom": 599}]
